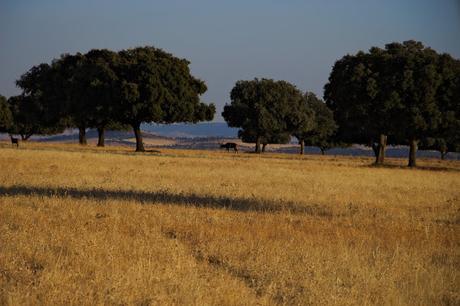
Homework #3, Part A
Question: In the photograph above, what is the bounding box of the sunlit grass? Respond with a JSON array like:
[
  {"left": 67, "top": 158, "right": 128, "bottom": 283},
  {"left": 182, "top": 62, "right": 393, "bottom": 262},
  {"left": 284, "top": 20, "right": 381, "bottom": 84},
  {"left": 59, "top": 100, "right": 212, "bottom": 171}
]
[{"left": 1, "top": 142, "right": 459, "bottom": 305}]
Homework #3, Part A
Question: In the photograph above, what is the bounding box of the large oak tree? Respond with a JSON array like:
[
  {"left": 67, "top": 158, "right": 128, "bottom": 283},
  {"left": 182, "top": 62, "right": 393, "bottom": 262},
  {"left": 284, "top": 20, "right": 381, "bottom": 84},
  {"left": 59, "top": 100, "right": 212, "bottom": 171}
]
[
  {"left": 325, "top": 40, "right": 456, "bottom": 167},
  {"left": 386, "top": 41, "right": 444, "bottom": 167},
  {"left": 116, "top": 47, "right": 215, "bottom": 152},
  {"left": 324, "top": 48, "right": 404, "bottom": 164}
]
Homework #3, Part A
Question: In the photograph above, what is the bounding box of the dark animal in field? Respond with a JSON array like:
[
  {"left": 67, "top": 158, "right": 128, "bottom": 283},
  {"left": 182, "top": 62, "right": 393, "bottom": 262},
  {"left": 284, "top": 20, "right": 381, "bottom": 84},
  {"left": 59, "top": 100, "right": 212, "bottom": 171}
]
[
  {"left": 220, "top": 142, "right": 238, "bottom": 152},
  {"left": 10, "top": 136, "right": 19, "bottom": 148}
]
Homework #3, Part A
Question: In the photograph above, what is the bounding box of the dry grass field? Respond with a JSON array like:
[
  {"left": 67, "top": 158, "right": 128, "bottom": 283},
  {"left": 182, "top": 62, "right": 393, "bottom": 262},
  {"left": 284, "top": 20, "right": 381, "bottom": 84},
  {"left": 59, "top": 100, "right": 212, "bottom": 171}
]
[{"left": 0, "top": 141, "right": 459, "bottom": 305}]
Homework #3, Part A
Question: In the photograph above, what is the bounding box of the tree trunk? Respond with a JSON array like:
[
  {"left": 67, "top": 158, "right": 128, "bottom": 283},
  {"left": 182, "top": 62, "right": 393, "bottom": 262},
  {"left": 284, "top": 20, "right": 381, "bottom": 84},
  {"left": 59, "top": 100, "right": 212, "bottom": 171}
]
[
  {"left": 255, "top": 136, "right": 261, "bottom": 153},
  {"left": 370, "top": 135, "right": 387, "bottom": 164},
  {"left": 408, "top": 139, "right": 418, "bottom": 167},
  {"left": 97, "top": 127, "right": 105, "bottom": 147},
  {"left": 78, "top": 127, "right": 87, "bottom": 145},
  {"left": 262, "top": 143, "right": 267, "bottom": 153},
  {"left": 371, "top": 140, "right": 379, "bottom": 160},
  {"left": 439, "top": 145, "right": 448, "bottom": 160},
  {"left": 320, "top": 147, "right": 325, "bottom": 155},
  {"left": 440, "top": 150, "right": 447, "bottom": 160},
  {"left": 376, "top": 134, "right": 387, "bottom": 165},
  {"left": 300, "top": 139, "right": 305, "bottom": 155},
  {"left": 132, "top": 123, "right": 145, "bottom": 152}
]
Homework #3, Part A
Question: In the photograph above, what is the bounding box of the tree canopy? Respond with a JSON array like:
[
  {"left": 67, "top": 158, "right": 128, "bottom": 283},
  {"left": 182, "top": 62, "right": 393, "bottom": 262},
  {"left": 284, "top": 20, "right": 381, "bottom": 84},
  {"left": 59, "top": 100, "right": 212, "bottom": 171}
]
[
  {"left": 7, "top": 95, "right": 65, "bottom": 140},
  {"left": 0, "top": 95, "right": 13, "bottom": 133},
  {"left": 10, "top": 46, "right": 215, "bottom": 151},
  {"left": 55, "top": 50, "right": 122, "bottom": 146},
  {"left": 324, "top": 47, "right": 404, "bottom": 163},
  {"left": 222, "top": 78, "right": 312, "bottom": 153},
  {"left": 13, "top": 63, "right": 66, "bottom": 139},
  {"left": 294, "top": 92, "right": 337, "bottom": 155},
  {"left": 420, "top": 53, "right": 460, "bottom": 159},
  {"left": 325, "top": 40, "right": 458, "bottom": 166},
  {"left": 116, "top": 46, "right": 215, "bottom": 151}
]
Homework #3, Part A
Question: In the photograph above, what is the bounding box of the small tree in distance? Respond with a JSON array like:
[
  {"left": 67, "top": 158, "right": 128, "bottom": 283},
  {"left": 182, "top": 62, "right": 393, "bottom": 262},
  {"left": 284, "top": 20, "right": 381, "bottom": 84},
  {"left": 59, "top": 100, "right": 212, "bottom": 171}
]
[
  {"left": 294, "top": 92, "right": 336, "bottom": 155},
  {"left": 223, "top": 78, "right": 313, "bottom": 153}
]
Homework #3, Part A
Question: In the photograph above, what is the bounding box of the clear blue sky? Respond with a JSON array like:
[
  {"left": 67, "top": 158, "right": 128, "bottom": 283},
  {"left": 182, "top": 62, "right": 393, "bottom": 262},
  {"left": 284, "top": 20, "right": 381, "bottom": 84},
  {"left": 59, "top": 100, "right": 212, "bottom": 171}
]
[{"left": 1, "top": 0, "right": 459, "bottom": 121}]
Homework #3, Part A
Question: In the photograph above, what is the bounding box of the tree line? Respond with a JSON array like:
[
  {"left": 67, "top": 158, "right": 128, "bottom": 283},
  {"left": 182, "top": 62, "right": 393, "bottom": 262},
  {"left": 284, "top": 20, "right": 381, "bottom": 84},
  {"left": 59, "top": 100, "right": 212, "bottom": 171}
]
[
  {"left": 222, "top": 79, "right": 337, "bottom": 155},
  {"left": 0, "top": 41, "right": 459, "bottom": 167},
  {"left": 223, "top": 41, "right": 460, "bottom": 167},
  {"left": 0, "top": 47, "right": 215, "bottom": 152}
]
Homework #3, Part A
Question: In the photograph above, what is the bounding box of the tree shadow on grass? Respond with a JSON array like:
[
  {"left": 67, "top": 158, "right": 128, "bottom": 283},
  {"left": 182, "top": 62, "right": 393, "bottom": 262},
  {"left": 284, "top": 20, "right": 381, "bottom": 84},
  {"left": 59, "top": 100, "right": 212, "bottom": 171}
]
[
  {"left": 0, "top": 185, "right": 333, "bottom": 217},
  {"left": 364, "top": 163, "right": 460, "bottom": 172}
]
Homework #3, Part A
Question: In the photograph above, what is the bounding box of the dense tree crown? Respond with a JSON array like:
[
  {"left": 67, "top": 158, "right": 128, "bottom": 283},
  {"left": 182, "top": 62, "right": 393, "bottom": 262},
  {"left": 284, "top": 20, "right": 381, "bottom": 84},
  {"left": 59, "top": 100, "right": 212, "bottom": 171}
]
[
  {"left": 325, "top": 40, "right": 459, "bottom": 166},
  {"left": 12, "top": 62, "right": 66, "bottom": 139},
  {"left": 222, "top": 78, "right": 313, "bottom": 153},
  {"left": 116, "top": 47, "right": 215, "bottom": 151},
  {"left": 294, "top": 93, "right": 337, "bottom": 155},
  {"left": 0, "top": 95, "right": 13, "bottom": 133},
  {"left": 54, "top": 50, "right": 122, "bottom": 146},
  {"left": 422, "top": 53, "right": 460, "bottom": 159},
  {"left": 7, "top": 46, "right": 215, "bottom": 151}
]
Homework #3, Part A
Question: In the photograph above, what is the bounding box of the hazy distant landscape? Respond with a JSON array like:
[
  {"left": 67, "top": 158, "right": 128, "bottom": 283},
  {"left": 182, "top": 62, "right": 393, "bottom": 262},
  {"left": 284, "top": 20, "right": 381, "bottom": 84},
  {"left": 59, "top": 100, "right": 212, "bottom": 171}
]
[
  {"left": 142, "top": 122, "right": 239, "bottom": 138},
  {"left": 2, "top": 123, "right": 458, "bottom": 160}
]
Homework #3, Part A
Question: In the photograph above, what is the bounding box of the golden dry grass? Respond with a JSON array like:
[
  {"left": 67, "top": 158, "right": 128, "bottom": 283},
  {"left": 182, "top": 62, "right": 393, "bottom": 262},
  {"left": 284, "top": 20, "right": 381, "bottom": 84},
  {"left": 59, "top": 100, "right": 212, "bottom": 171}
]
[{"left": 0, "top": 141, "right": 459, "bottom": 305}]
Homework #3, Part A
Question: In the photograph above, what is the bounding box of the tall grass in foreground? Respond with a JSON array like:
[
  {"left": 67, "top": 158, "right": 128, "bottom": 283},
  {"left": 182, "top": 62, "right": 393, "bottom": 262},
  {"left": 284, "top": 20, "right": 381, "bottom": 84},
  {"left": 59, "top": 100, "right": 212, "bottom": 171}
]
[{"left": 0, "top": 143, "right": 459, "bottom": 305}]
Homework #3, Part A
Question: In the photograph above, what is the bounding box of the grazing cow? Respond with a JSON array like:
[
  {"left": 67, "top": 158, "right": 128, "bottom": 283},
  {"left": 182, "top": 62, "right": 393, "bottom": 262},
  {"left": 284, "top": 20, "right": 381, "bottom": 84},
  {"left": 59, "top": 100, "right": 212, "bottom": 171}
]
[
  {"left": 220, "top": 142, "right": 238, "bottom": 153},
  {"left": 10, "top": 135, "right": 19, "bottom": 148}
]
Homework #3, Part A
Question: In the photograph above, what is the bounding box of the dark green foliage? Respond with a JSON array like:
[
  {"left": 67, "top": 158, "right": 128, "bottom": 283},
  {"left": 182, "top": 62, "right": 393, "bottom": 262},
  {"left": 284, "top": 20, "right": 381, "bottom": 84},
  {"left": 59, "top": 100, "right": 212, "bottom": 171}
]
[
  {"left": 385, "top": 42, "right": 442, "bottom": 138},
  {"left": 54, "top": 53, "right": 93, "bottom": 144},
  {"left": 51, "top": 50, "right": 127, "bottom": 146},
  {"left": 421, "top": 54, "right": 460, "bottom": 159},
  {"left": 0, "top": 95, "right": 13, "bottom": 133},
  {"left": 18, "top": 46, "right": 214, "bottom": 150},
  {"left": 115, "top": 46, "right": 215, "bottom": 151},
  {"left": 62, "top": 50, "right": 121, "bottom": 146},
  {"left": 194, "top": 102, "right": 216, "bottom": 122},
  {"left": 14, "top": 63, "right": 66, "bottom": 139},
  {"left": 383, "top": 41, "right": 448, "bottom": 167},
  {"left": 294, "top": 92, "right": 337, "bottom": 155},
  {"left": 7, "top": 95, "right": 65, "bottom": 140},
  {"left": 324, "top": 47, "right": 404, "bottom": 163},
  {"left": 325, "top": 40, "right": 457, "bottom": 166},
  {"left": 222, "top": 78, "right": 309, "bottom": 153}
]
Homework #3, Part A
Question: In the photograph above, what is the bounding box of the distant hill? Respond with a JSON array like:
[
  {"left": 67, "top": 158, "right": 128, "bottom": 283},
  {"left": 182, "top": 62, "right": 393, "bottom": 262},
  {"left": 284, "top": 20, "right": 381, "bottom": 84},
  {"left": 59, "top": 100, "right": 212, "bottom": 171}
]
[
  {"left": 142, "top": 122, "right": 239, "bottom": 138},
  {"left": 0, "top": 122, "right": 238, "bottom": 140}
]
